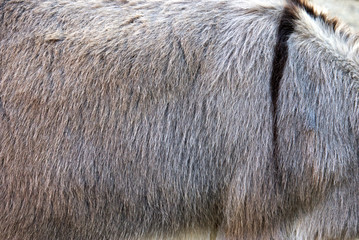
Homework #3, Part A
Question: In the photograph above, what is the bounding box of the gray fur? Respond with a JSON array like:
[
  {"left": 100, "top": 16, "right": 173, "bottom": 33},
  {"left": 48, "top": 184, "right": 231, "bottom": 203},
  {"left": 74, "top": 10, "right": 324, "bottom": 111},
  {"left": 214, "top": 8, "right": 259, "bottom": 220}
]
[{"left": 0, "top": 0, "right": 358, "bottom": 239}]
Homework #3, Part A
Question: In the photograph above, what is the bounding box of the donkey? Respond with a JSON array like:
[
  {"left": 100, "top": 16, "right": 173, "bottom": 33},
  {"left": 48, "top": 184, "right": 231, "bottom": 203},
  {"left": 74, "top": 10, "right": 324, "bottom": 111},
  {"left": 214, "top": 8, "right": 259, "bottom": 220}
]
[{"left": 0, "top": 0, "right": 358, "bottom": 239}]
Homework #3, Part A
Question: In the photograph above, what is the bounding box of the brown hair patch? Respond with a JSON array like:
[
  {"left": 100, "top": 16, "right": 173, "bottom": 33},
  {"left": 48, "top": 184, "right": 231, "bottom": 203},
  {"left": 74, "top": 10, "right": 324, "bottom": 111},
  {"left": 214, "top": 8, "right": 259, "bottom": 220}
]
[{"left": 289, "top": 0, "right": 340, "bottom": 31}]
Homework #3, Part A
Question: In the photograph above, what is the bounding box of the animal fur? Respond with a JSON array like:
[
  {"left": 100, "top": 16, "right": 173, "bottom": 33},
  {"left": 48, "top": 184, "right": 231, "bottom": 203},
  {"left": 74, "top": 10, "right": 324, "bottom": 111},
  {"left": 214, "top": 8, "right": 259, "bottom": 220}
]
[{"left": 0, "top": 0, "right": 358, "bottom": 239}]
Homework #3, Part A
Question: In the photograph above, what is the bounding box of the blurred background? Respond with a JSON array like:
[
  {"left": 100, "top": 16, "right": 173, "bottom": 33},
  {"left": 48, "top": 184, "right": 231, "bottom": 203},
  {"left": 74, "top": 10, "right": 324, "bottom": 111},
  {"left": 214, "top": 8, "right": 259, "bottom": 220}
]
[{"left": 311, "top": 0, "right": 359, "bottom": 32}]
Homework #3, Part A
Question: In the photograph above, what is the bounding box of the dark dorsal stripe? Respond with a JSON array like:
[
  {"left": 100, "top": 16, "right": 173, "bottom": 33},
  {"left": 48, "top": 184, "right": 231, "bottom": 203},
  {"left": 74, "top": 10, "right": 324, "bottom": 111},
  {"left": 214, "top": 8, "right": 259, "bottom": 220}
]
[
  {"left": 270, "top": 0, "right": 341, "bottom": 187},
  {"left": 270, "top": 4, "right": 298, "bottom": 187}
]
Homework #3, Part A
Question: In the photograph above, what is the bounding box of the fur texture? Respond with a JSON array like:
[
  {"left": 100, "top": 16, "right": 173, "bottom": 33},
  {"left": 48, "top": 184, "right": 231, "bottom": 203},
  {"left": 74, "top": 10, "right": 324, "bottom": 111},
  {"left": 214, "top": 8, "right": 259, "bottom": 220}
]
[{"left": 0, "top": 0, "right": 358, "bottom": 239}]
